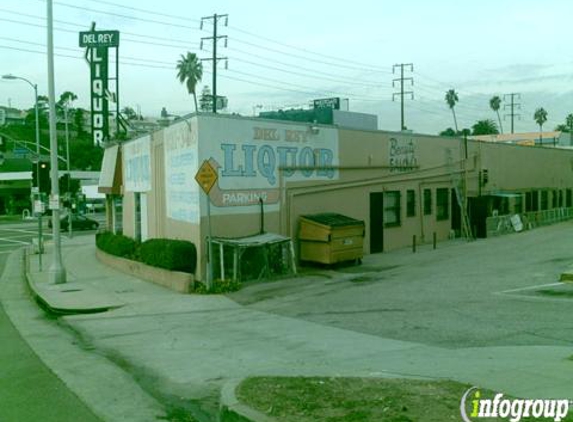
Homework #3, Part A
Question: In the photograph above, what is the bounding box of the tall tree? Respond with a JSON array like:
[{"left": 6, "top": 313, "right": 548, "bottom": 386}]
[
  {"left": 176, "top": 52, "right": 203, "bottom": 113},
  {"left": 533, "top": 107, "right": 548, "bottom": 145},
  {"left": 445, "top": 89, "right": 459, "bottom": 132},
  {"left": 57, "top": 91, "right": 77, "bottom": 108},
  {"left": 471, "top": 119, "right": 499, "bottom": 136},
  {"left": 489, "top": 95, "right": 503, "bottom": 134}
]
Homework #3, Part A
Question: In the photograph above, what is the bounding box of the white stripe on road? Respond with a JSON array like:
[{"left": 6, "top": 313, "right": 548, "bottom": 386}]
[
  {"left": 497, "top": 282, "right": 563, "bottom": 294},
  {"left": 0, "top": 237, "right": 32, "bottom": 245}
]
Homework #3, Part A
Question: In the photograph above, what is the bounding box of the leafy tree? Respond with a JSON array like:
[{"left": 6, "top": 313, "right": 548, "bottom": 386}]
[
  {"left": 533, "top": 107, "right": 548, "bottom": 145},
  {"left": 489, "top": 95, "right": 503, "bottom": 134},
  {"left": 176, "top": 52, "right": 203, "bottom": 113},
  {"left": 439, "top": 127, "right": 471, "bottom": 137},
  {"left": 57, "top": 91, "right": 77, "bottom": 108},
  {"left": 73, "top": 108, "right": 86, "bottom": 136},
  {"left": 471, "top": 119, "right": 499, "bottom": 136},
  {"left": 199, "top": 86, "right": 213, "bottom": 112},
  {"left": 439, "top": 127, "right": 457, "bottom": 137},
  {"left": 121, "top": 106, "right": 138, "bottom": 120},
  {"left": 445, "top": 89, "right": 459, "bottom": 132}
]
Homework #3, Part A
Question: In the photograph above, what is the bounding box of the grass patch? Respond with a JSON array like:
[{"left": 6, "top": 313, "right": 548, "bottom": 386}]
[
  {"left": 537, "top": 289, "right": 573, "bottom": 298},
  {"left": 236, "top": 377, "right": 573, "bottom": 422}
]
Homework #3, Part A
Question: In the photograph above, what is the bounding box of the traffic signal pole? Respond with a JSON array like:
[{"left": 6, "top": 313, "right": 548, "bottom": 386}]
[{"left": 33, "top": 83, "right": 43, "bottom": 271}]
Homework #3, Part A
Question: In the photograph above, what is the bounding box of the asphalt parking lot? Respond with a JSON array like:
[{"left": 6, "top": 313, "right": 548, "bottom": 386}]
[{"left": 229, "top": 221, "right": 573, "bottom": 349}]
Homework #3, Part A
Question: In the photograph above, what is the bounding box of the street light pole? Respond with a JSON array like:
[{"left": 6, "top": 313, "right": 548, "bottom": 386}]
[
  {"left": 2, "top": 74, "right": 43, "bottom": 271},
  {"left": 47, "top": 0, "right": 66, "bottom": 284}
]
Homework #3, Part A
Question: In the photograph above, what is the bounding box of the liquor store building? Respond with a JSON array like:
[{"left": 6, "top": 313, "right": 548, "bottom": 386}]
[{"left": 99, "top": 113, "right": 573, "bottom": 281}]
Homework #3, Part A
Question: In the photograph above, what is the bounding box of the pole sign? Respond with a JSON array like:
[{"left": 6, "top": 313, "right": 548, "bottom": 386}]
[
  {"left": 79, "top": 30, "right": 119, "bottom": 48},
  {"left": 313, "top": 97, "right": 340, "bottom": 110},
  {"left": 80, "top": 26, "right": 119, "bottom": 146}
]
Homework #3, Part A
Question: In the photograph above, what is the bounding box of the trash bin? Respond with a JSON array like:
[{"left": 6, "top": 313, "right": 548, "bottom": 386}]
[{"left": 299, "top": 213, "right": 365, "bottom": 265}]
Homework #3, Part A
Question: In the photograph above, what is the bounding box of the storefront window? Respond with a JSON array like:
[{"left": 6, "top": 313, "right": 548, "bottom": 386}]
[
  {"left": 406, "top": 189, "right": 416, "bottom": 217},
  {"left": 384, "top": 191, "right": 401, "bottom": 227},
  {"left": 423, "top": 189, "right": 432, "bottom": 215},
  {"left": 436, "top": 188, "right": 449, "bottom": 220}
]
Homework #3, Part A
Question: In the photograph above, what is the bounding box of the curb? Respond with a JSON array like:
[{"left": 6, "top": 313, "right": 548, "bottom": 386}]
[
  {"left": 219, "top": 379, "right": 278, "bottom": 422},
  {"left": 23, "top": 248, "right": 123, "bottom": 315}
]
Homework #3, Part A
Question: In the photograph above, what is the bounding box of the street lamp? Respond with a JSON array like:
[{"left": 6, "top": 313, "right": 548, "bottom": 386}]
[
  {"left": 47, "top": 0, "right": 66, "bottom": 284},
  {"left": 2, "top": 73, "right": 44, "bottom": 271}
]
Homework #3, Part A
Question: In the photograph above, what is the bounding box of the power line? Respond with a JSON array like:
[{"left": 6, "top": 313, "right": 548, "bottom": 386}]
[
  {"left": 504, "top": 93, "right": 521, "bottom": 134},
  {"left": 0, "top": 7, "right": 195, "bottom": 46},
  {"left": 60, "top": 0, "right": 393, "bottom": 73},
  {"left": 200, "top": 13, "right": 228, "bottom": 113},
  {"left": 0, "top": 16, "right": 199, "bottom": 49},
  {"left": 392, "top": 63, "right": 414, "bottom": 131},
  {"left": 41, "top": 0, "right": 201, "bottom": 30}
]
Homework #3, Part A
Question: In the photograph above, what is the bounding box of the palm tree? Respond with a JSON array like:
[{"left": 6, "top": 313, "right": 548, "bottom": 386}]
[
  {"left": 566, "top": 113, "right": 573, "bottom": 144},
  {"left": 176, "top": 52, "right": 203, "bottom": 113},
  {"left": 489, "top": 95, "right": 503, "bottom": 134},
  {"left": 445, "top": 89, "right": 459, "bottom": 133},
  {"left": 471, "top": 119, "right": 499, "bottom": 136},
  {"left": 533, "top": 107, "right": 548, "bottom": 145}
]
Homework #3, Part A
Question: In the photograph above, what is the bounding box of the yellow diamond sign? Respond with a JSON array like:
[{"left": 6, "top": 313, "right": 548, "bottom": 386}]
[{"left": 195, "top": 160, "right": 218, "bottom": 194}]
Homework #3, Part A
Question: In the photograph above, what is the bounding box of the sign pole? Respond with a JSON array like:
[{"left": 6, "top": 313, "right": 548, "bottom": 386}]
[
  {"left": 206, "top": 193, "right": 213, "bottom": 291},
  {"left": 194, "top": 159, "right": 219, "bottom": 292}
]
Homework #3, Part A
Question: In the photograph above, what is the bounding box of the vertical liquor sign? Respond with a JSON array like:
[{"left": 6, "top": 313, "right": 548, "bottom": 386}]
[{"left": 79, "top": 26, "right": 119, "bottom": 146}]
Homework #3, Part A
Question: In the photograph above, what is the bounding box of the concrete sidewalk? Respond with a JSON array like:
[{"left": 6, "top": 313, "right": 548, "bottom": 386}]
[{"left": 23, "top": 232, "right": 573, "bottom": 420}]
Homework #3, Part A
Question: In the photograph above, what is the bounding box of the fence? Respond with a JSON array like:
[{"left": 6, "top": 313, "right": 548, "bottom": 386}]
[{"left": 486, "top": 208, "right": 573, "bottom": 237}]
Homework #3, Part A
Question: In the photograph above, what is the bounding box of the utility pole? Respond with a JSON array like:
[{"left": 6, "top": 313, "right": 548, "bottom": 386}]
[
  {"left": 200, "top": 14, "right": 228, "bottom": 114},
  {"left": 47, "top": 0, "right": 66, "bottom": 284},
  {"left": 392, "top": 63, "right": 414, "bottom": 131},
  {"left": 503, "top": 93, "right": 521, "bottom": 134}
]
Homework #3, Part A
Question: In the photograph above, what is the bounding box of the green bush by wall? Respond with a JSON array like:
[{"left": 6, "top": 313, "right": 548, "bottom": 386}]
[
  {"left": 95, "top": 233, "right": 197, "bottom": 274},
  {"left": 96, "top": 232, "right": 137, "bottom": 258},
  {"left": 139, "top": 238, "right": 197, "bottom": 273}
]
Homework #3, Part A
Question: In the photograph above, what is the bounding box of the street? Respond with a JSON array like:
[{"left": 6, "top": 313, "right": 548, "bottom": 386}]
[{"left": 0, "top": 245, "right": 101, "bottom": 422}]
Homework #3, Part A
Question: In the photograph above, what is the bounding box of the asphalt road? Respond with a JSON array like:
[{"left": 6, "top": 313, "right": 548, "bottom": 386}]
[
  {"left": 0, "top": 214, "right": 104, "bottom": 256},
  {"left": 0, "top": 244, "right": 101, "bottom": 422},
  {"left": 229, "top": 221, "right": 573, "bottom": 349}
]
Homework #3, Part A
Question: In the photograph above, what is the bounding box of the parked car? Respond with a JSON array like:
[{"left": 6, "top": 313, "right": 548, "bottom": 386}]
[{"left": 48, "top": 214, "right": 100, "bottom": 231}]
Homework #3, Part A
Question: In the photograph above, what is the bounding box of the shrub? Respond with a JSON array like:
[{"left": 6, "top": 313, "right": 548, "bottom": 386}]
[
  {"left": 96, "top": 231, "right": 138, "bottom": 258},
  {"left": 194, "top": 278, "right": 241, "bottom": 294},
  {"left": 139, "top": 238, "right": 197, "bottom": 273}
]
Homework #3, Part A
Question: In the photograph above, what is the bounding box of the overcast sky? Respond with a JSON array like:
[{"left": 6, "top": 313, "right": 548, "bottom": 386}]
[{"left": 1, "top": 0, "right": 573, "bottom": 135}]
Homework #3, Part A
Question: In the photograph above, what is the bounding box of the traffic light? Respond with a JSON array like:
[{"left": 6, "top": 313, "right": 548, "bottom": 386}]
[{"left": 32, "top": 160, "right": 51, "bottom": 194}]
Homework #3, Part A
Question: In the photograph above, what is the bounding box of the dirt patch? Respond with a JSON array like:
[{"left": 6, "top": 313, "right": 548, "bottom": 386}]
[{"left": 236, "top": 377, "right": 573, "bottom": 422}]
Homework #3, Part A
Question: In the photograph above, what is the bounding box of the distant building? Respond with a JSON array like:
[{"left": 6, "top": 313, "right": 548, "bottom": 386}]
[
  {"left": 0, "top": 106, "right": 27, "bottom": 126},
  {"left": 470, "top": 131, "right": 569, "bottom": 147}
]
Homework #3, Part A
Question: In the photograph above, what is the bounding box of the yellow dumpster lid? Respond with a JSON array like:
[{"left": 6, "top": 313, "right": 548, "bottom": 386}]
[{"left": 301, "top": 213, "right": 364, "bottom": 228}]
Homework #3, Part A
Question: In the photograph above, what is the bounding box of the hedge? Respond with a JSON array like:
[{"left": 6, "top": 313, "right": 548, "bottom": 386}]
[
  {"left": 95, "top": 233, "right": 197, "bottom": 274},
  {"left": 139, "top": 238, "right": 197, "bottom": 273},
  {"left": 96, "top": 232, "right": 137, "bottom": 258}
]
